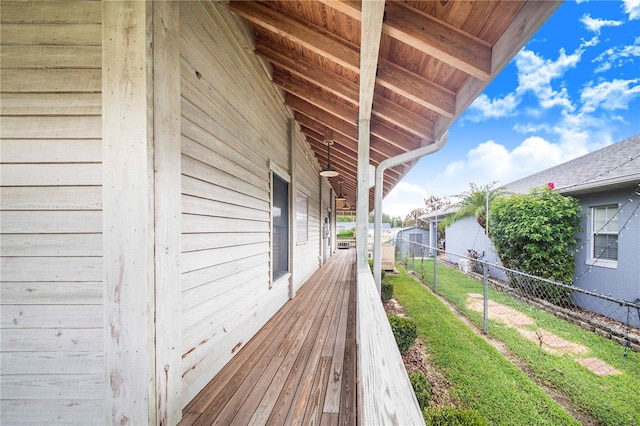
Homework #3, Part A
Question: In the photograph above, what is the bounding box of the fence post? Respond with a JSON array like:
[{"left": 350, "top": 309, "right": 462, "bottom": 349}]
[
  {"left": 483, "top": 261, "right": 489, "bottom": 333},
  {"left": 434, "top": 249, "right": 438, "bottom": 293}
]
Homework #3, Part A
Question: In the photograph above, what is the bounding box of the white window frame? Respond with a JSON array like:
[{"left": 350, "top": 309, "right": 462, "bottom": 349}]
[
  {"left": 269, "top": 160, "right": 291, "bottom": 287},
  {"left": 589, "top": 204, "right": 619, "bottom": 268}
]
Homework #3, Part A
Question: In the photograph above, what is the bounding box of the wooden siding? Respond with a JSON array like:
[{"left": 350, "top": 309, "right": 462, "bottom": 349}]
[
  {"left": 291, "top": 126, "right": 324, "bottom": 294},
  {"left": 0, "top": 1, "right": 104, "bottom": 423},
  {"left": 179, "top": 1, "right": 324, "bottom": 407}
]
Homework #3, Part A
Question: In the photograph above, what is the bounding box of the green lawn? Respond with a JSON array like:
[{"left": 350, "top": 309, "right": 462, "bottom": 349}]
[
  {"left": 404, "top": 259, "right": 640, "bottom": 426},
  {"left": 389, "top": 264, "right": 578, "bottom": 425}
]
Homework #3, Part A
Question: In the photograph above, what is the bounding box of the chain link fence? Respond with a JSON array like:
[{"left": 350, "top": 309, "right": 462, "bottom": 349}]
[{"left": 392, "top": 237, "right": 640, "bottom": 356}]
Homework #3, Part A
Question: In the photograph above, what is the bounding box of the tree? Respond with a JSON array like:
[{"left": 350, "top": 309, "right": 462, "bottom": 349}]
[
  {"left": 441, "top": 183, "right": 504, "bottom": 231},
  {"left": 424, "top": 194, "right": 451, "bottom": 213},
  {"left": 489, "top": 186, "right": 582, "bottom": 305},
  {"left": 405, "top": 208, "right": 428, "bottom": 227}
]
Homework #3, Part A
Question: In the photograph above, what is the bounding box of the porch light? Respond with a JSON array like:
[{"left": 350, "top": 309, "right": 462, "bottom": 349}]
[{"left": 320, "top": 135, "right": 339, "bottom": 177}]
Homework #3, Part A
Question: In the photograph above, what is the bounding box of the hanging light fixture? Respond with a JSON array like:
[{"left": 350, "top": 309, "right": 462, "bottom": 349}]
[{"left": 319, "top": 130, "right": 339, "bottom": 177}]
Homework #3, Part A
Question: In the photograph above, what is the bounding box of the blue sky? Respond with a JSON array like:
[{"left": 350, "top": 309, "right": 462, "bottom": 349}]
[{"left": 383, "top": 0, "right": 640, "bottom": 218}]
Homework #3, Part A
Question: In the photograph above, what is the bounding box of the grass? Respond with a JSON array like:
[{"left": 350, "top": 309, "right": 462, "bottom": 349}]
[
  {"left": 409, "top": 258, "right": 640, "bottom": 426},
  {"left": 388, "top": 264, "right": 578, "bottom": 425}
]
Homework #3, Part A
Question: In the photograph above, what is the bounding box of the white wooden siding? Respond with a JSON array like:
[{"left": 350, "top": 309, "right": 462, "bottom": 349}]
[
  {"left": 178, "top": 1, "right": 322, "bottom": 407},
  {"left": 292, "top": 129, "right": 325, "bottom": 292},
  {"left": 0, "top": 1, "right": 104, "bottom": 423}
]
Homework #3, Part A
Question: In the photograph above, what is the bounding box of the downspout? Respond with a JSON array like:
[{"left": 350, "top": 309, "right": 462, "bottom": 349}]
[{"left": 373, "top": 130, "right": 449, "bottom": 291}]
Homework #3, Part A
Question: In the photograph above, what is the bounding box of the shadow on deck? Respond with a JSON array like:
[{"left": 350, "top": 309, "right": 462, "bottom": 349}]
[{"left": 180, "top": 249, "right": 357, "bottom": 425}]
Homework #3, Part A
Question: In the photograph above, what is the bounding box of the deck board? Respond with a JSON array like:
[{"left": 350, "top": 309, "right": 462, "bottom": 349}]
[{"left": 180, "top": 249, "right": 357, "bottom": 425}]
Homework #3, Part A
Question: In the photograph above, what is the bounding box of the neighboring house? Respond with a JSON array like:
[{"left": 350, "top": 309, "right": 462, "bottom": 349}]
[
  {"left": 0, "top": 1, "right": 558, "bottom": 423},
  {"left": 425, "top": 136, "right": 640, "bottom": 325},
  {"left": 393, "top": 226, "right": 431, "bottom": 259}
]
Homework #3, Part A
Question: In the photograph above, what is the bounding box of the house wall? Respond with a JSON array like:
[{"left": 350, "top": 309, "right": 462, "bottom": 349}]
[
  {"left": 0, "top": 1, "right": 104, "bottom": 422},
  {"left": 395, "top": 227, "right": 430, "bottom": 260},
  {"left": 1, "top": 0, "right": 328, "bottom": 421},
  {"left": 572, "top": 188, "right": 640, "bottom": 326},
  {"left": 178, "top": 1, "right": 323, "bottom": 406},
  {"left": 444, "top": 216, "right": 506, "bottom": 280}
]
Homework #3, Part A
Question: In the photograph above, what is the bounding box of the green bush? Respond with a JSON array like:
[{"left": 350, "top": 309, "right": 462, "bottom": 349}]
[
  {"left": 409, "top": 370, "right": 431, "bottom": 410},
  {"left": 387, "top": 314, "right": 417, "bottom": 354},
  {"left": 381, "top": 281, "right": 394, "bottom": 302},
  {"left": 423, "top": 407, "right": 489, "bottom": 426},
  {"left": 337, "top": 229, "right": 354, "bottom": 238},
  {"left": 490, "top": 186, "right": 582, "bottom": 305}
]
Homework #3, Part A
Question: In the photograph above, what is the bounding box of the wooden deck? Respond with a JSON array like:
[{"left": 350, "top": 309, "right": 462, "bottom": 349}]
[{"left": 180, "top": 249, "right": 358, "bottom": 425}]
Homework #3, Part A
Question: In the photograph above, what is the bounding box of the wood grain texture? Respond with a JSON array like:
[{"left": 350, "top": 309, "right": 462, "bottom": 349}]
[
  {"left": 357, "top": 270, "right": 425, "bottom": 425},
  {"left": 179, "top": 249, "right": 356, "bottom": 426}
]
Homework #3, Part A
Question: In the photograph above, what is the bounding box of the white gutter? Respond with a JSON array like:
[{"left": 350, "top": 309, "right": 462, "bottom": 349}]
[{"left": 373, "top": 130, "right": 449, "bottom": 290}]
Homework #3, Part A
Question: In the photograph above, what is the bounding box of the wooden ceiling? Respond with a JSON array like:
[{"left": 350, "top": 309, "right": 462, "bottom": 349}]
[{"left": 229, "top": 0, "right": 560, "bottom": 211}]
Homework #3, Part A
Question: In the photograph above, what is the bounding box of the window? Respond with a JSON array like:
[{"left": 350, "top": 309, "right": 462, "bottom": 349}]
[
  {"left": 296, "top": 190, "right": 308, "bottom": 243},
  {"left": 592, "top": 204, "right": 618, "bottom": 262},
  {"left": 272, "top": 174, "right": 289, "bottom": 281}
]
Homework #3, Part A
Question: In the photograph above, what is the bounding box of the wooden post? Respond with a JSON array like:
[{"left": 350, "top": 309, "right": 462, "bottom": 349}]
[
  {"left": 103, "top": 2, "right": 155, "bottom": 424},
  {"left": 153, "top": 2, "right": 182, "bottom": 425},
  {"left": 356, "top": 118, "right": 370, "bottom": 272}
]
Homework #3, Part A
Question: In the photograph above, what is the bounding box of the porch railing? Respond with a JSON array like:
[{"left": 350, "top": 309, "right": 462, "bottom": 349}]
[{"left": 356, "top": 269, "right": 425, "bottom": 425}]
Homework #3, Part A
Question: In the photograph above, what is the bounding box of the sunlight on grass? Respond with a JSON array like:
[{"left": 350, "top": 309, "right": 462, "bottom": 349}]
[
  {"left": 408, "top": 259, "right": 640, "bottom": 426},
  {"left": 389, "top": 265, "right": 578, "bottom": 425}
]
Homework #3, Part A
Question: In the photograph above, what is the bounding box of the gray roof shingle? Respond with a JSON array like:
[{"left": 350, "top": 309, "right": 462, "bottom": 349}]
[{"left": 503, "top": 135, "right": 640, "bottom": 195}]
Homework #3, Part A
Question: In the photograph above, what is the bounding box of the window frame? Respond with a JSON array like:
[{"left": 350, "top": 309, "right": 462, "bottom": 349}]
[
  {"left": 269, "top": 160, "right": 291, "bottom": 287},
  {"left": 589, "top": 204, "right": 619, "bottom": 268}
]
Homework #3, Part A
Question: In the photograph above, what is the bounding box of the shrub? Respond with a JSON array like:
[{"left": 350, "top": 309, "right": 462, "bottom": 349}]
[
  {"left": 423, "top": 407, "right": 489, "bottom": 426},
  {"left": 381, "top": 281, "right": 394, "bottom": 302},
  {"left": 490, "top": 186, "right": 582, "bottom": 305},
  {"left": 387, "top": 314, "right": 417, "bottom": 354},
  {"left": 409, "top": 370, "right": 431, "bottom": 410},
  {"left": 337, "top": 229, "right": 354, "bottom": 238}
]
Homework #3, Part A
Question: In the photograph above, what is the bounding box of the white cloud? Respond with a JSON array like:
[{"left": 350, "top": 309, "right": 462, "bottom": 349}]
[
  {"left": 387, "top": 181, "right": 428, "bottom": 198},
  {"left": 593, "top": 37, "right": 640, "bottom": 72},
  {"left": 580, "top": 14, "right": 622, "bottom": 34},
  {"left": 623, "top": 0, "right": 640, "bottom": 20},
  {"left": 515, "top": 48, "right": 581, "bottom": 112},
  {"left": 466, "top": 93, "right": 519, "bottom": 122},
  {"left": 580, "top": 78, "right": 640, "bottom": 113}
]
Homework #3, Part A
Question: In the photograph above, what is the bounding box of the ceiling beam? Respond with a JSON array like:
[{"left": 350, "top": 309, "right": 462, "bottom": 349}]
[
  {"left": 230, "top": 1, "right": 360, "bottom": 72},
  {"left": 318, "top": 0, "right": 491, "bottom": 80},
  {"left": 376, "top": 59, "right": 455, "bottom": 118},
  {"left": 286, "top": 93, "right": 419, "bottom": 155},
  {"left": 256, "top": 42, "right": 358, "bottom": 104},
  {"left": 295, "top": 112, "right": 409, "bottom": 175},
  {"left": 383, "top": 1, "right": 491, "bottom": 81},
  {"left": 248, "top": 7, "right": 452, "bottom": 122}
]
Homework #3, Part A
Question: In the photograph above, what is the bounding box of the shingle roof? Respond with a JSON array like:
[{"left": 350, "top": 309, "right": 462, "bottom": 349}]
[{"left": 504, "top": 135, "right": 640, "bottom": 195}]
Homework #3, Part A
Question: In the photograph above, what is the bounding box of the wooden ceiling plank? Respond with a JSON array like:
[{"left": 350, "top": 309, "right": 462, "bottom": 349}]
[
  {"left": 383, "top": 1, "right": 491, "bottom": 81},
  {"left": 377, "top": 58, "right": 455, "bottom": 118},
  {"left": 296, "top": 114, "right": 407, "bottom": 174},
  {"left": 229, "top": 1, "right": 360, "bottom": 73},
  {"left": 316, "top": 0, "right": 362, "bottom": 21},
  {"left": 256, "top": 42, "right": 359, "bottom": 104},
  {"left": 273, "top": 71, "right": 357, "bottom": 123},
  {"left": 371, "top": 97, "right": 433, "bottom": 140},
  {"left": 292, "top": 99, "right": 417, "bottom": 167}
]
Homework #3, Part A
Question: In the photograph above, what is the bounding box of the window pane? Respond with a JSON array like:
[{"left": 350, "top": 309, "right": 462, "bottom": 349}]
[
  {"left": 296, "top": 191, "right": 308, "bottom": 243},
  {"left": 594, "top": 234, "right": 618, "bottom": 260},
  {"left": 273, "top": 175, "right": 289, "bottom": 280},
  {"left": 594, "top": 205, "right": 618, "bottom": 233}
]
